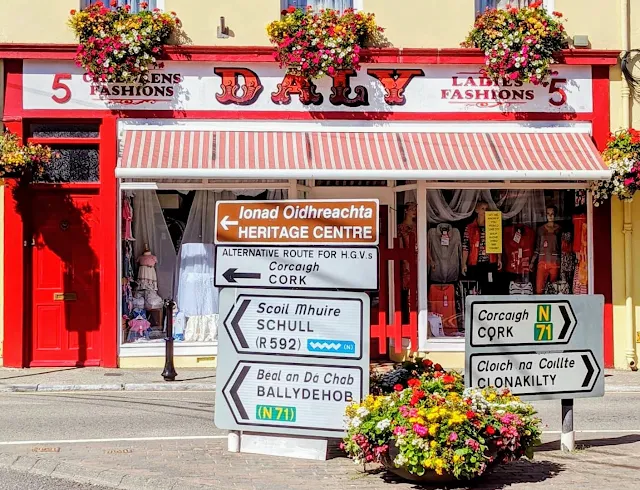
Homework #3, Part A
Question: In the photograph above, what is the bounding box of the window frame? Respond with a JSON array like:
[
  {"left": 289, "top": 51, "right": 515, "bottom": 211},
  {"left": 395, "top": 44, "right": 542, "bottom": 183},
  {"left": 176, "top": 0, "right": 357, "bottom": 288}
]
[
  {"left": 476, "top": 0, "right": 554, "bottom": 13},
  {"left": 80, "top": 0, "right": 165, "bottom": 11},
  {"left": 280, "top": 1, "right": 363, "bottom": 11}
]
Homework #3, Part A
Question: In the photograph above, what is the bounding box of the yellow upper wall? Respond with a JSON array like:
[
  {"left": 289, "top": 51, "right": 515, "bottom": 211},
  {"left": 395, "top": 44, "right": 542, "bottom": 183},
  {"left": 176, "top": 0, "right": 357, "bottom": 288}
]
[{"left": 0, "top": 0, "right": 628, "bottom": 49}]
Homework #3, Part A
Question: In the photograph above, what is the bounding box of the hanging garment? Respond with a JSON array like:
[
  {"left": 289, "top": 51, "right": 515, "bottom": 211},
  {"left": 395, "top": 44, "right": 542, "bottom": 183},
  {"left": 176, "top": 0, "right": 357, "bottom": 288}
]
[
  {"left": 503, "top": 225, "right": 535, "bottom": 275},
  {"left": 144, "top": 289, "right": 163, "bottom": 310},
  {"left": 532, "top": 223, "right": 561, "bottom": 266},
  {"left": 427, "top": 312, "right": 445, "bottom": 337},
  {"left": 184, "top": 315, "right": 218, "bottom": 342},
  {"left": 428, "top": 223, "right": 462, "bottom": 283},
  {"left": 137, "top": 253, "right": 158, "bottom": 291},
  {"left": 560, "top": 231, "right": 575, "bottom": 288},
  {"left": 544, "top": 280, "right": 571, "bottom": 295},
  {"left": 509, "top": 281, "right": 534, "bottom": 295},
  {"left": 463, "top": 221, "right": 498, "bottom": 266},
  {"left": 535, "top": 260, "right": 560, "bottom": 294},
  {"left": 176, "top": 243, "right": 218, "bottom": 317},
  {"left": 122, "top": 196, "right": 135, "bottom": 241},
  {"left": 428, "top": 284, "right": 457, "bottom": 334},
  {"left": 573, "top": 214, "right": 589, "bottom": 294},
  {"left": 398, "top": 223, "right": 417, "bottom": 290}
]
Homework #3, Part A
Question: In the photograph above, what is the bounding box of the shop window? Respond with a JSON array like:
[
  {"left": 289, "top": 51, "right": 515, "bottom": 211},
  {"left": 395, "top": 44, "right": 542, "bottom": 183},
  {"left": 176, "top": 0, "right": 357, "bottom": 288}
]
[
  {"left": 29, "top": 123, "right": 100, "bottom": 139},
  {"left": 121, "top": 187, "right": 287, "bottom": 346},
  {"left": 81, "top": 0, "right": 159, "bottom": 12},
  {"left": 283, "top": 1, "right": 354, "bottom": 11},
  {"left": 36, "top": 146, "right": 100, "bottom": 183},
  {"left": 422, "top": 188, "right": 588, "bottom": 340}
]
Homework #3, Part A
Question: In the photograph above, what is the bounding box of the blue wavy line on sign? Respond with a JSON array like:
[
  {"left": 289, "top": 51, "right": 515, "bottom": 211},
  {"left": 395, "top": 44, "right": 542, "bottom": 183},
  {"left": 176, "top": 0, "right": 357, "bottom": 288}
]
[{"left": 307, "top": 340, "right": 356, "bottom": 354}]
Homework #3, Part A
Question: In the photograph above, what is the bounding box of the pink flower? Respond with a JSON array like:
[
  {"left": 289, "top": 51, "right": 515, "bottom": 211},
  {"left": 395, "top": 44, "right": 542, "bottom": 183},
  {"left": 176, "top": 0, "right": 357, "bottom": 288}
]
[
  {"left": 509, "top": 71, "right": 519, "bottom": 80},
  {"left": 466, "top": 438, "right": 481, "bottom": 451},
  {"left": 449, "top": 432, "right": 458, "bottom": 442},
  {"left": 393, "top": 426, "right": 407, "bottom": 436},
  {"left": 413, "top": 424, "right": 428, "bottom": 437}
]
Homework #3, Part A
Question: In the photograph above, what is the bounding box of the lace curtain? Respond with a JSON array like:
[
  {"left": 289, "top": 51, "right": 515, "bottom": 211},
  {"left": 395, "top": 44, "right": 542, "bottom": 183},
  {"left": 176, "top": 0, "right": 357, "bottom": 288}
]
[
  {"left": 427, "top": 189, "right": 546, "bottom": 226},
  {"left": 132, "top": 190, "right": 177, "bottom": 300}
]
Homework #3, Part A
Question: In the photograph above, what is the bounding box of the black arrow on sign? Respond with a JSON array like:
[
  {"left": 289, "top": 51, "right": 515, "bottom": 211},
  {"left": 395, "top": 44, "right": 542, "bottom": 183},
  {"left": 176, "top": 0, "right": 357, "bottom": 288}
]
[
  {"left": 223, "top": 268, "right": 261, "bottom": 283},
  {"left": 230, "top": 299, "right": 251, "bottom": 349},
  {"left": 230, "top": 365, "right": 250, "bottom": 420},
  {"left": 582, "top": 354, "right": 595, "bottom": 388},
  {"left": 558, "top": 304, "right": 572, "bottom": 340}
]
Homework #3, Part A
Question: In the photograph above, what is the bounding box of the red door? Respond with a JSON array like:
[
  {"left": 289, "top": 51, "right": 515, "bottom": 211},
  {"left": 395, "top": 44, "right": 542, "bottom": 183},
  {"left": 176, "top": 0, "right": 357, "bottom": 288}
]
[{"left": 30, "top": 192, "right": 102, "bottom": 367}]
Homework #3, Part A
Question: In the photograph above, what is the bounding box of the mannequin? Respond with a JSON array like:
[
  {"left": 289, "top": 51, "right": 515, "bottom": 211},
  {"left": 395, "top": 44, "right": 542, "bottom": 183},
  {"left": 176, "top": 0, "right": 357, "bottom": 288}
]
[
  {"left": 530, "top": 205, "right": 562, "bottom": 294},
  {"left": 398, "top": 202, "right": 417, "bottom": 323},
  {"left": 461, "top": 201, "right": 502, "bottom": 294},
  {"left": 137, "top": 244, "right": 158, "bottom": 291}
]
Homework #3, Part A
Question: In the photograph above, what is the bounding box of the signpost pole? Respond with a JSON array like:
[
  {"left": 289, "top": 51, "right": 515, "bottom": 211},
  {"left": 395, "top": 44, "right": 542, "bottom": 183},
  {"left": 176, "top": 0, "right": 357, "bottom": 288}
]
[{"left": 561, "top": 399, "right": 575, "bottom": 452}]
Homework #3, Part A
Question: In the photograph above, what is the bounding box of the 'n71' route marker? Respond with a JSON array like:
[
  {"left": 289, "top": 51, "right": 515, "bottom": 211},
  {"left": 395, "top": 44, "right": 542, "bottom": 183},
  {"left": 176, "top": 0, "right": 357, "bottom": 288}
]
[{"left": 469, "top": 300, "right": 577, "bottom": 347}]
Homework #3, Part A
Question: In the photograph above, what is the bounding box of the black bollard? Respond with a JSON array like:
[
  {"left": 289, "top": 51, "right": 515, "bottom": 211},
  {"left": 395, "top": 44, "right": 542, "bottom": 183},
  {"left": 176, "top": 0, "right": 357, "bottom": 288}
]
[{"left": 162, "top": 299, "right": 178, "bottom": 382}]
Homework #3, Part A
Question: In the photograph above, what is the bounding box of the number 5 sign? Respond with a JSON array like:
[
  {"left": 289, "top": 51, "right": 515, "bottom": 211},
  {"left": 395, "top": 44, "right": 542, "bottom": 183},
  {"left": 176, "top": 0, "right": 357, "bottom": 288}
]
[{"left": 51, "top": 74, "right": 72, "bottom": 104}]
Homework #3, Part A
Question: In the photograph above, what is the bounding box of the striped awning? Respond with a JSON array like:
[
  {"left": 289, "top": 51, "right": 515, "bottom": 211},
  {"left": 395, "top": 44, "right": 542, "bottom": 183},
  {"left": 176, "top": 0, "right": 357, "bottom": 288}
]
[{"left": 117, "top": 129, "right": 610, "bottom": 180}]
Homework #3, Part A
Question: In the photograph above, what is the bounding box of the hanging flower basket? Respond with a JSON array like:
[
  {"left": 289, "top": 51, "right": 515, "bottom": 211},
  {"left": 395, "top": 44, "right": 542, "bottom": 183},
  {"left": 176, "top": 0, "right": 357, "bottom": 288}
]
[
  {"left": 69, "top": 1, "right": 180, "bottom": 84},
  {"left": 266, "top": 6, "right": 383, "bottom": 80},
  {"left": 343, "top": 359, "right": 542, "bottom": 482},
  {"left": 592, "top": 129, "right": 640, "bottom": 206},
  {"left": 462, "top": 1, "right": 567, "bottom": 85},
  {"left": 0, "top": 132, "right": 52, "bottom": 179}
]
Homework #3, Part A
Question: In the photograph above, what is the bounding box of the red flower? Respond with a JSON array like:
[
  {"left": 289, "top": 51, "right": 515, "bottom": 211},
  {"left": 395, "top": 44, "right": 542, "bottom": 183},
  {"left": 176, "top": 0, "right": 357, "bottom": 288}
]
[
  {"left": 433, "top": 371, "right": 443, "bottom": 379},
  {"left": 466, "top": 410, "right": 476, "bottom": 420},
  {"left": 486, "top": 425, "right": 496, "bottom": 435},
  {"left": 110, "top": 0, "right": 117, "bottom": 6},
  {"left": 434, "top": 363, "right": 443, "bottom": 372},
  {"left": 287, "top": 6, "right": 297, "bottom": 13},
  {"left": 70, "top": 9, "right": 76, "bottom": 15},
  {"left": 552, "top": 11, "right": 563, "bottom": 17},
  {"left": 140, "top": 1, "right": 149, "bottom": 9},
  {"left": 393, "top": 384, "right": 404, "bottom": 392},
  {"left": 407, "top": 378, "right": 421, "bottom": 388},
  {"left": 442, "top": 374, "right": 456, "bottom": 385},
  {"left": 422, "top": 359, "right": 433, "bottom": 368}
]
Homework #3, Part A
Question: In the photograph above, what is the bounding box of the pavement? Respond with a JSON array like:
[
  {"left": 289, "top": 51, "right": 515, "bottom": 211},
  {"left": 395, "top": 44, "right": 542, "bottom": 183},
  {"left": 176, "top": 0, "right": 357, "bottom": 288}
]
[{"left": 0, "top": 365, "right": 639, "bottom": 392}]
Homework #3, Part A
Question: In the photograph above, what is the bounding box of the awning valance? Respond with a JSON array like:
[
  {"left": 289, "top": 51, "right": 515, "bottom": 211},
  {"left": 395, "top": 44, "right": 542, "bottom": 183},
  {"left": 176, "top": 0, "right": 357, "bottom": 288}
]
[{"left": 117, "top": 129, "right": 610, "bottom": 181}]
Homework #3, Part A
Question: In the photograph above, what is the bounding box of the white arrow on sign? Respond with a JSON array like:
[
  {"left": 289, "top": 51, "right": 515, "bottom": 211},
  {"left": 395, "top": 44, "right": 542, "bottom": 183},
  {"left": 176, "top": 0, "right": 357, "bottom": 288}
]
[
  {"left": 223, "top": 292, "right": 366, "bottom": 359},
  {"left": 221, "top": 361, "right": 363, "bottom": 434},
  {"left": 468, "top": 350, "right": 601, "bottom": 398},
  {"left": 469, "top": 300, "right": 577, "bottom": 347},
  {"left": 220, "top": 215, "right": 239, "bottom": 231}
]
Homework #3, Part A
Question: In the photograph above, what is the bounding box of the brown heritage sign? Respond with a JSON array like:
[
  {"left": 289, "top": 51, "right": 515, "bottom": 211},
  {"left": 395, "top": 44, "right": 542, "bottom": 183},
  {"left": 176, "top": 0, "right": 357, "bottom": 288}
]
[{"left": 215, "top": 200, "right": 379, "bottom": 246}]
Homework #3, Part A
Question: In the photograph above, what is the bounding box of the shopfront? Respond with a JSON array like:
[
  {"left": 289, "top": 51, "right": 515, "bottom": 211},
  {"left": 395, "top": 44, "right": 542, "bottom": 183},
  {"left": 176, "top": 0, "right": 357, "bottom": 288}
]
[{"left": 1, "top": 49, "right": 617, "bottom": 368}]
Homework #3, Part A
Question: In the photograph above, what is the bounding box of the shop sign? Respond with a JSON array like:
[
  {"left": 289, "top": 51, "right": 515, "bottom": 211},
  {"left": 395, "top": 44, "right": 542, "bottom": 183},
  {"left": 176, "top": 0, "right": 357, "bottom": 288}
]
[
  {"left": 484, "top": 211, "right": 502, "bottom": 254},
  {"left": 469, "top": 300, "right": 577, "bottom": 347},
  {"left": 214, "top": 245, "right": 379, "bottom": 290},
  {"left": 23, "top": 61, "right": 593, "bottom": 114},
  {"left": 215, "top": 199, "right": 379, "bottom": 246},
  {"left": 219, "top": 289, "right": 369, "bottom": 359},
  {"left": 465, "top": 295, "right": 604, "bottom": 401},
  {"left": 216, "top": 360, "right": 365, "bottom": 438}
]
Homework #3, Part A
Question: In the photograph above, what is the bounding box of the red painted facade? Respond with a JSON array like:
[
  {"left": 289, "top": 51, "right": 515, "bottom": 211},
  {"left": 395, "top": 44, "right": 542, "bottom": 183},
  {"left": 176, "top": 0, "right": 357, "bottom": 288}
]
[{"left": 1, "top": 47, "right": 619, "bottom": 368}]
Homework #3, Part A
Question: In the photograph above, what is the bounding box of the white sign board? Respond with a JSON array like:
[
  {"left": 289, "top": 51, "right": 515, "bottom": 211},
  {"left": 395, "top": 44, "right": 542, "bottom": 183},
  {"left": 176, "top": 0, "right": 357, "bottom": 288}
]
[
  {"left": 220, "top": 289, "right": 368, "bottom": 359},
  {"left": 469, "top": 300, "right": 577, "bottom": 347},
  {"left": 465, "top": 295, "right": 604, "bottom": 401},
  {"left": 468, "top": 350, "right": 600, "bottom": 397},
  {"left": 215, "top": 288, "right": 370, "bottom": 438},
  {"left": 23, "top": 60, "right": 593, "bottom": 114},
  {"left": 218, "top": 361, "right": 364, "bottom": 437},
  {"left": 214, "top": 246, "right": 378, "bottom": 290}
]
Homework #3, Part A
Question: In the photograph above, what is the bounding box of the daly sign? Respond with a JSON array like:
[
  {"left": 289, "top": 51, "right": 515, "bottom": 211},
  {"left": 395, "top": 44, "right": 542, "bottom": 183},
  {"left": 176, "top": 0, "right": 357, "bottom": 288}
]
[
  {"left": 215, "top": 199, "right": 379, "bottom": 246},
  {"left": 465, "top": 295, "right": 604, "bottom": 401}
]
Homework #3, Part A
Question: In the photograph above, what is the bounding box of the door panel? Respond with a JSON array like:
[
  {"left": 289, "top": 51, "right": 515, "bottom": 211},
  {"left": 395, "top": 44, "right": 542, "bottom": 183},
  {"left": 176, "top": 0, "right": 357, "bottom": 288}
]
[{"left": 30, "top": 192, "right": 102, "bottom": 366}]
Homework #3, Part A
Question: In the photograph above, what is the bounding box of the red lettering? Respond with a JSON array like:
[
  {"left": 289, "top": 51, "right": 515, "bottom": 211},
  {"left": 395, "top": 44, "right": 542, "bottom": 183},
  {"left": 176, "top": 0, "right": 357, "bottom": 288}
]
[
  {"left": 451, "top": 89, "right": 463, "bottom": 100},
  {"left": 452, "top": 76, "right": 462, "bottom": 87},
  {"left": 214, "top": 68, "right": 263, "bottom": 105},
  {"left": 51, "top": 73, "right": 72, "bottom": 104},
  {"left": 464, "top": 76, "right": 477, "bottom": 87},
  {"left": 479, "top": 76, "right": 494, "bottom": 87},
  {"left": 441, "top": 89, "right": 452, "bottom": 99},
  {"left": 329, "top": 69, "right": 368, "bottom": 107},
  {"left": 548, "top": 78, "right": 567, "bottom": 107},
  {"left": 367, "top": 68, "right": 424, "bottom": 105},
  {"left": 271, "top": 74, "right": 323, "bottom": 105}
]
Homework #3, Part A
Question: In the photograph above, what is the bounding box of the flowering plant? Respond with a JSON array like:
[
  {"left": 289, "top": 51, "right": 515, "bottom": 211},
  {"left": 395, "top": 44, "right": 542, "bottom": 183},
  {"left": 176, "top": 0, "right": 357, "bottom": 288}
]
[
  {"left": 266, "top": 6, "right": 383, "bottom": 80},
  {"left": 592, "top": 129, "right": 640, "bottom": 205},
  {"left": 69, "top": 1, "right": 180, "bottom": 84},
  {"left": 463, "top": 2, "right": 567, "bottom": 85},
  {"left": 344, "top": 359, "right": 541, "bottom": 480},
  {"left": 0, "top": 132, "right": 52, "bottom": 179}
]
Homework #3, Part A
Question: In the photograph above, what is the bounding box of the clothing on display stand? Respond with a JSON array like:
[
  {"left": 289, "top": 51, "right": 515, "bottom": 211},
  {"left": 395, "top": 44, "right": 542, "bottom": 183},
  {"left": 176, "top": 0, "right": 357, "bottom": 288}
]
[
  {"left": 428, "top": 284, "right": 458, "bottom": 335},
  {"left": 428, "top": 223, "right": 462, "bottom": 283}
]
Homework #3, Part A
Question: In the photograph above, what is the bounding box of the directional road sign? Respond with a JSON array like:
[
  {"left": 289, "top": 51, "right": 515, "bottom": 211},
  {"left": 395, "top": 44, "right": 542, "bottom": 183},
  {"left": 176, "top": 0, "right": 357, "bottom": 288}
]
[
  {"left": 217, "top": 360, "right": 365, "bottom": 438},
  {"left": 469, "top": 300, "right": 577, "bottom": 347},
  {"left": 215, "top": 199, "right": 379, "bottom": 246},
  {"left": 214, "top": 245, "right": 379, "bottom": 290},
  {"left": 219, "top": 289, "right": 369, "bottom": 359},
  {"left": 468, "top": 350, "right": 601, "bottom": 398},
  {"left": 465, "top": 295, "right": 604, "bottom": 401}
]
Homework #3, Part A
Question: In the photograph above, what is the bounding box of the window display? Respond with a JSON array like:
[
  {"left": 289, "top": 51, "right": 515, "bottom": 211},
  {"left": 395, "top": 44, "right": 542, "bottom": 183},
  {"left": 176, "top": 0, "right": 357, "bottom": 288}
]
[
  {"left": 422, "top": 188, "right": 589, "bottom": 339},
  {"left": 120, "top": 188, "right": 287, "bottom": 345}
]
